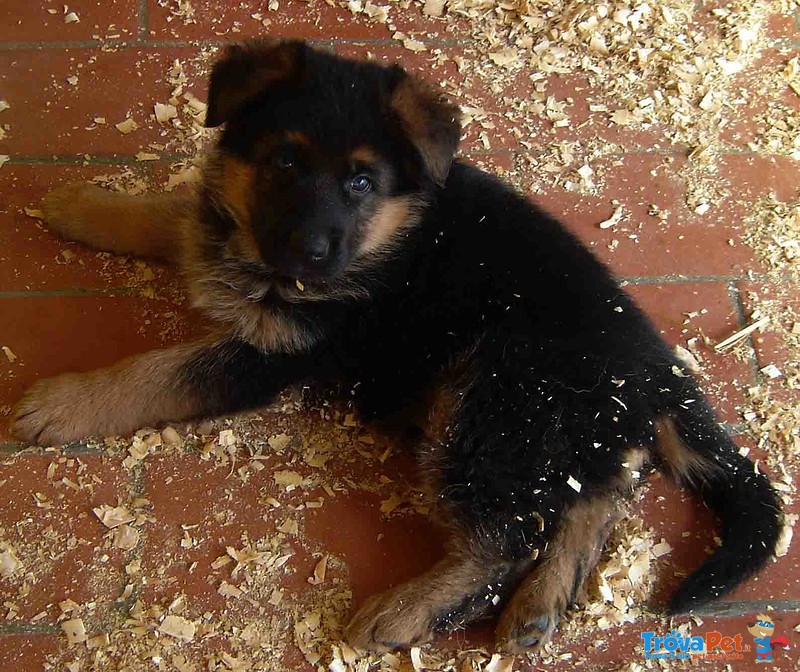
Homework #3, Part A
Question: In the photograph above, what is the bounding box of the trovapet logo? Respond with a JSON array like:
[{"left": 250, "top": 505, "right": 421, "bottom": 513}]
[
  {"left": 642, "top": 619, "right": 791, "bottom": 663},
  {"left": 747, "top": 614, "right": 790, "bottom": 663},
  {"left": 641, "top": 630, "right": 748, "bottom": 662}
]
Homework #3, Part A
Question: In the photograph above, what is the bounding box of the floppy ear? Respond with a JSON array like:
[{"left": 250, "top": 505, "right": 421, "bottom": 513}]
[
  {"left": 205, "top": 40, "right": 306, "bottom": 128},
  {"left": 390, "top": 70, "right": 462, "bottom": 187}
]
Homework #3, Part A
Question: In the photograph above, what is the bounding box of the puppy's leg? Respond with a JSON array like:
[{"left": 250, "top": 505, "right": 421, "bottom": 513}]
[
  {"left": 11, "top": 338, "right": 309, "bottom": 445},
  {"left": 41, "top": 183, "right": 194, "bottom": 262},
  {"left": 495, "top": 495, "right": 621, "bottom": 652},
  {"left": 346, "top": 541, "right": 522, "bottom": 653}
]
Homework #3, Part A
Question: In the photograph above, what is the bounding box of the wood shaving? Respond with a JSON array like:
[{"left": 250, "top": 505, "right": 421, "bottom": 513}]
[
  {"left": 598, "top": 205, "right": 624, "bottom": 229},
  {"left": 114, "top": 118, "right": 138, "bottom": 134},
  {"left": 92, "top": 505, "right": 135, "bottom": 529},
  {"left": 158, "top": 614, "right": 196, "bottom": 642},
  {"left": 60, "top": 618, "right": 87, "bottom": 645}
]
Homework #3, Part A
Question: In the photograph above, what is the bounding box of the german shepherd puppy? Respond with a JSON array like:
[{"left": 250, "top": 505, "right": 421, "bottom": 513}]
[{"left": 12, "top": 41, "right": 782, "bottom": 653}]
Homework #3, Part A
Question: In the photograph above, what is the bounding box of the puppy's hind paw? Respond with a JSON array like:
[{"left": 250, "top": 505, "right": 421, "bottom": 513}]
[
  {"left": 496, "top": 602, "right": 560, "bottom": 653},
  {"left": 344, "top": 587, "right": 438, "bottom": 653}
]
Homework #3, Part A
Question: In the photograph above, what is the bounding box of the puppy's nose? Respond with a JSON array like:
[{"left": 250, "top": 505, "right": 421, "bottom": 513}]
[{"left": 305, "top": 234, "right": 330, "bottom": 263}]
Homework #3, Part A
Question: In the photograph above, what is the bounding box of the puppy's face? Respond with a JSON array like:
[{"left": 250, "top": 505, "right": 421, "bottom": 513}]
[{"left": 202, "top": 41, "right": 461, "bottom": 286}]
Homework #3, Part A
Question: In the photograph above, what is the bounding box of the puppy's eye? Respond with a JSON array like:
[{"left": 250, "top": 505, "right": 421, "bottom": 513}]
[
  {"left": 350, "top": 175, "right": 373, "bottom": 194},
  {"left": 275, "top": 153, "right": 294, "bottom": 170}
]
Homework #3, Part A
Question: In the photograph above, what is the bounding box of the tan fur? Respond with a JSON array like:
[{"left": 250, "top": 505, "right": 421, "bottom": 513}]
[
  {"left": 351, "top": 146, "right": 379, "bottom": 165},
  {"left": 41, "top": 182, "right": 194, "bottom": 263},
  {"left": 654, "top": 416, "right": 716, "bottom": 486},
  {"left": 357, "top": 195, "right": 421, "bottom": 256},
  {"left": 186, "top": 265, "right": 318, "bottom": 353},
  {"left": 346, "top": 547, "right": 510, "bottom": 652},
  {"left": 496, "top": 496, "right": 621, "bottom": 652},
  {"left": 11, "top": 342, "right": 211, "bottom": 445}
]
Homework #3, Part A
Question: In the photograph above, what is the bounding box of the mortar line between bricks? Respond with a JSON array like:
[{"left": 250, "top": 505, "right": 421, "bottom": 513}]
[
  {"left": 683, "top": 599, "right": 800, "bottom": 617},
  {"left": 0, "top": 623, "right": 60, "bottom": 635},
  {"left": 138, "top": 0, "right": 149, "bottom": 42},
  {"left": 0, "top": 36, "right": 467, "bottom": 51},
  {"left": 727, "top": 280, "right": 762, "bottom": 380},
  {"left": 0, "top": 288, "right": 138, "bottom": 299},
  {"left": 107, "top": 461, "right": 147, "bottom": 624},
  {"left": 6, "top": 154, "right": 189, "bottom": 166},
  {"left": 619, "top": 274, "right": 752, "bottom": 285},
  {"left": 0, "top": 442, "right": 108, "bottom": 455}
]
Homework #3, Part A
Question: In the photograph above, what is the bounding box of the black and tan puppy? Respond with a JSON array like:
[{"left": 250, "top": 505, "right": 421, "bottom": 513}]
[{"left": 12, "top": 41, "right": 782, "bottom": 652}]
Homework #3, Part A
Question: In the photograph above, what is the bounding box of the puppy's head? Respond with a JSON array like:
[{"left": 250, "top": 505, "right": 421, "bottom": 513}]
[{"left": 202, "top": 40, "right": 461, "bottom": 285}]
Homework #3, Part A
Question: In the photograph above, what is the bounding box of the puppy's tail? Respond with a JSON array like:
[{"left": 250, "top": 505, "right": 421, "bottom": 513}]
[{"left": 653, "top": 402, "right": 783, "bottom": 615}]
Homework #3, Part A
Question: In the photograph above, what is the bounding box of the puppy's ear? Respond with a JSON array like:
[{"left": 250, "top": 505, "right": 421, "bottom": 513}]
[
  {"left": 205, "top": 40, "right": 306, "bottom": 128},
  {"left": 390, "top": 70, "right": 462, "bottom": 187}
]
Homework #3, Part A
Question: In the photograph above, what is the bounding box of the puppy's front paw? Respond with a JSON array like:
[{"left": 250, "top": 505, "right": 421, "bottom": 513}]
[
  {"left": 345, "top": 586, "right": 439, "bottom": 653},
  {"left": 12, "top": 374, "right": 103, "bottom": 445},
  {"left": 41, "top": 182, "right": 108, "bottom": 243}
]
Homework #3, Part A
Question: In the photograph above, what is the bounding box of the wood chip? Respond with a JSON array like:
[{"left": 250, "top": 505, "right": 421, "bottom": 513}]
[
  {"left": 423, "top": 0, "right": 445, "bottom": 17},
  {"left": 60, "top": 618, "right": 87, "bottom": 644},
  {"left": 598, "top": 205, "right": 624, "bottom": 229},
  {"left": 93, "top": 504, "right": 135, "bottom": 529},
  {"left": 714, "top": 316, "right": 769, "bottom": 352},
  {"left": 2, "top": 346, "right": 17, "bottom": 363},
  {"left": 268, "top": 433, "right": 292, "bottom": 452},
  {"left": 154, "top": 102, "right": 178, "bottom": 123},
  {"left": 93, "top": 505, "right": 135, "bottom": 529},
  {"left": 158, "top": 614, "right": 196, "bottom": 642},
  {"left": 112, "top": 524, "right": 140, "bottom": 550},
  {"left": 485, "top": 654, "right": 514, "bottom": 672},
  {"left": 115, "top": 118, "right": 138, "bottom": 134},
  {"left": 307, "top": 555, "right": 328, "bottom": 585},
  {"left": 274, "top": 470, "right": 304, "bottom": 489},
  {"left": 0, "top": 548, "right": 22, "bottom": 578}
]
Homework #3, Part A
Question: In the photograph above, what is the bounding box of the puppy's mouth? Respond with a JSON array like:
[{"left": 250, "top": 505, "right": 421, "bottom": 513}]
[{"left": 219, "top": 256, "right": 329, "bottom": 302}]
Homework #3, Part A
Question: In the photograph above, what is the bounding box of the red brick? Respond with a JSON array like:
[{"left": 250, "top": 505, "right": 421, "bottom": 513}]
[
  {"left": 0, "top": 453, "right": 130, "bottom": 621},
  {"left": 0, "top": 47, "right": 208, "bottom": 157},
  {"left": 0, "top": 634, "right": 63, "bottom": 672},
  {"left": 145, "top": 0, "right": 459, "bottom": 42},
  {"left": 722, "top": 47, "right": 800, "bottom": 152},
  {"left": 0, "top": 294, "right": 195, "bottom": 438},
  {"left": 0, "top": 1, "right": 139, "bottom": 43},
  {"left": 532, "top": 152, "right": 764, "bottom": 278},
  {"left": 738, "top": 282, "right": 800, "bottom": 372},
  {"left": 626, "top": 282, "right": 754, "bottom": 423}
]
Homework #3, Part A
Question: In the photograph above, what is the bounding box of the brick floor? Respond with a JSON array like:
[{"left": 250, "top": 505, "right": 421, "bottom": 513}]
[{"left": 1, "top": 1, "right": 799, "bottom": 671}]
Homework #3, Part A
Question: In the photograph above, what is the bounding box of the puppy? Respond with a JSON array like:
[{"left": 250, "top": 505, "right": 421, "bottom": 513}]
[{"left": 12, "top": 41, "right": 782, "bottom": 653}]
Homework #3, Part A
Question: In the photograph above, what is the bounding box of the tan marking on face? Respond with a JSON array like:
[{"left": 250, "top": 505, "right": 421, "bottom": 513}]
[
  {"left": 358, "top": 195, "right": 420, "bottom": 255},
  {"left": 220, "top": 155, "right": 256, "bottom": 226},
  {"left": 351, "top": 146, "right": 379, "bottom": 165},
  {"left": 219, "top": 155, "right": 262, "bottom": 263},
  {"left": 285, "top": 130, "right": 311, "bottom": 146}
]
